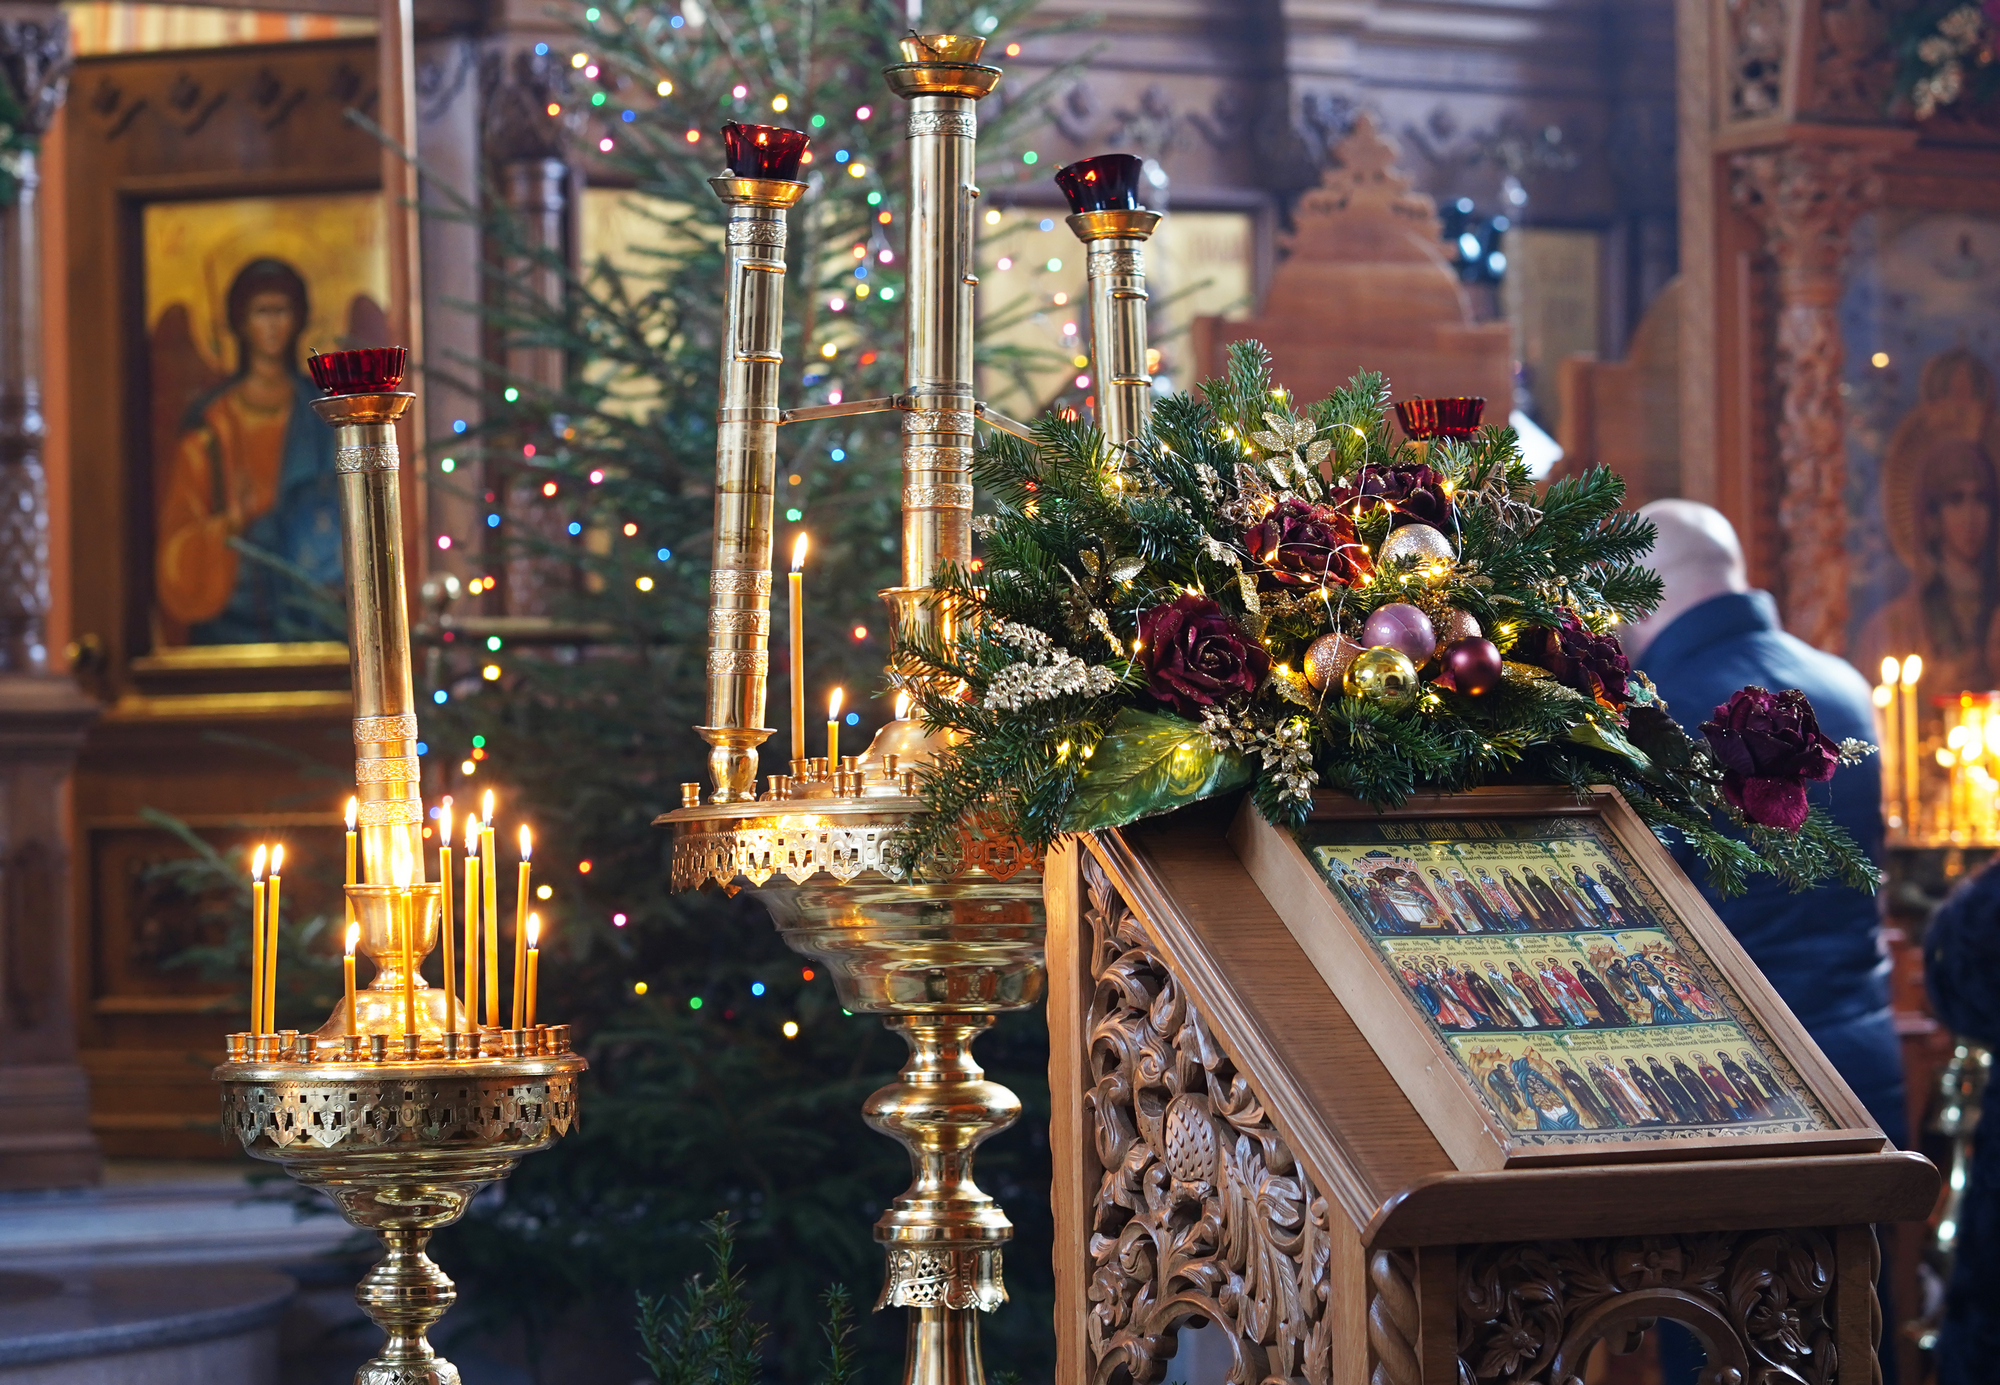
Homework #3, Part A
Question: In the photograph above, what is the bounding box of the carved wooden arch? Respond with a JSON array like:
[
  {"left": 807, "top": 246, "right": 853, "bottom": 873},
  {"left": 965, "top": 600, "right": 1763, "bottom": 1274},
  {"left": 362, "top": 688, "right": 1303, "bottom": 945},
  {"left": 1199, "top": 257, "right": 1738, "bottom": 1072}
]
[
  {"left": 1080, "top": 849, "right": 1340, "bottom": 1385},
  {"left": 1456, "top": 1226, "right": 1868, "bottom": 1385}
]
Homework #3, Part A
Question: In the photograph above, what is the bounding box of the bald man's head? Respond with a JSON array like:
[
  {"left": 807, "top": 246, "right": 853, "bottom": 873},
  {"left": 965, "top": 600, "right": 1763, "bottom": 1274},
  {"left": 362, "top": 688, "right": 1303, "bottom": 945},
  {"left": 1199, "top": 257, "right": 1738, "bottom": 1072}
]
[{"left": 1620, "top": 500, "right": 1749, "bottom": 662}]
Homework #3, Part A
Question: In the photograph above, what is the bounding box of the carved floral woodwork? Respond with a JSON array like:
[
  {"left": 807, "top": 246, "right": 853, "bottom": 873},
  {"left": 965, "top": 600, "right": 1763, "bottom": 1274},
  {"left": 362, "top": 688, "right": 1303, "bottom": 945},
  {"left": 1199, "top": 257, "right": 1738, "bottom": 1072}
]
[
  {"left": 1080, "top": 850, "right": 1338, "bottom": 1385},
  {"left": 1729, "top": 143, "right": 1880, "bottom": 653},
  {"left": 1456, "top": 1227, "right": 1864, "bottom": 1385}
]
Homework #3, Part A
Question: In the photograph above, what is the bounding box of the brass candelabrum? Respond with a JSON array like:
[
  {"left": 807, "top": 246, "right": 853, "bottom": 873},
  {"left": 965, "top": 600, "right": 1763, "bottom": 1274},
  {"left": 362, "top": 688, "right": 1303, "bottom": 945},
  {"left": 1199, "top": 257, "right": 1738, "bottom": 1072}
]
[
  {"left": 213, "top": 349, "right": 585, "bottom": 1385},
  {"left": 661, "top": 34, "right": 1162, "bottom": 1385}
]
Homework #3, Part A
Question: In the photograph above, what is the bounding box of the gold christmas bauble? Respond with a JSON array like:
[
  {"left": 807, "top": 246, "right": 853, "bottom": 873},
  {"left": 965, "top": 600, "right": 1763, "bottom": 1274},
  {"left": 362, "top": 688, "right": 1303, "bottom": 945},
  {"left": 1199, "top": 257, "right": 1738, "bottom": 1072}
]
[
  {"left": 1378, "top": 522, "right": 1454, "bottom": 569},
  {"left": 1304, "top": 631, "right": 1364, "bottom": 690},
  {"left": 1439, "top": 608, "right": 1482, "bottom": 644},
  {"left": 1342, "top": 645, "right": 1420, "bottom": 710}
]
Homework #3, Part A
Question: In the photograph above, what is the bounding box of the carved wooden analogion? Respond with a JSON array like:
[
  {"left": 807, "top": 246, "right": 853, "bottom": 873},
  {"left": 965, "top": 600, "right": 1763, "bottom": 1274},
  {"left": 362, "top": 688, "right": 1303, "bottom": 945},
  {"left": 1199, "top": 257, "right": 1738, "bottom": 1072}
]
[{"left": 1046, "top": 799, "right": 1937, "bottom": 1384}]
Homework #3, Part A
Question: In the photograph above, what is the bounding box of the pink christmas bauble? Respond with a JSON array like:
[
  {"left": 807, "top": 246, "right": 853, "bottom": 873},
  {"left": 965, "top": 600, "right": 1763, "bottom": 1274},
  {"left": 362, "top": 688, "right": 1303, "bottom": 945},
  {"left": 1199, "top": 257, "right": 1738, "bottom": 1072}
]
[
  {"left": 1304, "top": 632, "right": 1363, "bottom": 690},
  {"left": 1439, "top": 608, "right": 1482, "bottom": 644},
  {"left": 1360, "top": 602, "right": 1437, "bottom": 664}
]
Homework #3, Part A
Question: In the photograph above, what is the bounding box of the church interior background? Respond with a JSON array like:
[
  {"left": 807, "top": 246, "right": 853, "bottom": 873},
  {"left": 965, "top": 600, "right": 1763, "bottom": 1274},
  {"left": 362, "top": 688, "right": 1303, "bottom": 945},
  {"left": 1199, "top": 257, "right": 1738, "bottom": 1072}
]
[{"left": 0, "top": 1, "right": 1992, "bottom": 1383}]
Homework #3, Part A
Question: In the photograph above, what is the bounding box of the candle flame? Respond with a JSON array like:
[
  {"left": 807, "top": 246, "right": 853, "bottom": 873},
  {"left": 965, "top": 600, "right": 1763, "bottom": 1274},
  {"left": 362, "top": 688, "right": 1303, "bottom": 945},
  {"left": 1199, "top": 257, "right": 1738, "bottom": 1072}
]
[
  {"left": 251, "top": 843, "right": 267, "bottom": 882},
  {"left": 346, "top": 921, "right": 360, "bottom": 957},
  {"left": 440, "top": 799, "right": 454, "bottom": 844},
  {"left": 465, "top": 814, "right": 481, "bottom": 852},
  {"left": 1902, "top": 654, "right": 1924, "bottom": 686},
  {"left": 829, "top": 687, "right": 844, "bottom": 719},
  {"left": 895, "top": 689, "right": 912, "bottom": 720},
  {"left": 519, "top": 824, "right": 533, "bottom": 861},
  {"left": 482, "top": 789, "right": 495, "bottom": 825},
  {"left": 390, "top": 836, "right": 413, "bottom": 890},
  {"left": 791, "top": 532, "right": 809, "bottom": 571},
  {"left": 345, "top": 796, "right": 358, "bottom": 830},
  {"left": 270, "top": 843, "right": 284, "bottom": 875},
  {"left": 526, "top": 913, "right": 541, "bottom": 948},
  {"left": 1872, "top": 684, "right": 1893, "bottom": 709},
  {"left": 1880, "top": 657, "right": 1900, "bottom": 686}
]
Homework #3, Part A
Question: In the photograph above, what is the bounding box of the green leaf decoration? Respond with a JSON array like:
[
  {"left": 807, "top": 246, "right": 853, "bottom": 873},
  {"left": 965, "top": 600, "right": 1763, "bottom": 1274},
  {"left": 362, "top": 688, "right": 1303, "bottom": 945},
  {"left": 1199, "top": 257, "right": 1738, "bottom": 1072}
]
[
  {"left": 1567, "top": 719, "right": 1656, "bottom": 778},
  {"left": 1060, "top": 709, "right": 1251, "bottom": 833}
]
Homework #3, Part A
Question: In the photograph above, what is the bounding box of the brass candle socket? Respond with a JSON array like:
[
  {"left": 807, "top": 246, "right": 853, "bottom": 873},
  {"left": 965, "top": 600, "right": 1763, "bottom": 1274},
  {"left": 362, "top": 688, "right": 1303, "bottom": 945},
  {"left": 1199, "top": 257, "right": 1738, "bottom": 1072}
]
[
  {"left": 1065, "top": 208, "right": 1162, "bottom": 449},
  {"left": 215, "top": 1051, "right": 585, "bottom": 1385}
]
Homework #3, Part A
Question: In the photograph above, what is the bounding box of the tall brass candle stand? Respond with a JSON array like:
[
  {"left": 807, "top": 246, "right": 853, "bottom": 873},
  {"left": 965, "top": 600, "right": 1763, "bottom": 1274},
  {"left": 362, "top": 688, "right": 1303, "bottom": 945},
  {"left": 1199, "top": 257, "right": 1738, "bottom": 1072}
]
[
  {"left": 662, "top": 34, "right": 1164, "bottom": 1385},
  {"left": 213, "top": 349, "right": 584, "bottom": 1385}
]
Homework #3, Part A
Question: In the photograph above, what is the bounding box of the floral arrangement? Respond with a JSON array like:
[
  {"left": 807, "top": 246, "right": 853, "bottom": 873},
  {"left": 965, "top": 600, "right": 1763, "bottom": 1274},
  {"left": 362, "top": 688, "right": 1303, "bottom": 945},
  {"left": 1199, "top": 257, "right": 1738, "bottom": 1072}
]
[
  {"left": 1894, "top": 2, "right": 1999, "bottom": 120},
  {"left": 890, "top": 343, "right": 1877, "bottom": 897}
]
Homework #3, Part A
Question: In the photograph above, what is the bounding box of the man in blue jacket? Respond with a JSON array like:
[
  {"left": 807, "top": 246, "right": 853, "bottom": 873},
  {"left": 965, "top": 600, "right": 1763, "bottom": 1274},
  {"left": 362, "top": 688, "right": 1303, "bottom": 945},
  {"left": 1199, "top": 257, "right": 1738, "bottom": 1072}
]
[{"left": 1625, "top": 501, "right": 1905, "bottom": 1382}]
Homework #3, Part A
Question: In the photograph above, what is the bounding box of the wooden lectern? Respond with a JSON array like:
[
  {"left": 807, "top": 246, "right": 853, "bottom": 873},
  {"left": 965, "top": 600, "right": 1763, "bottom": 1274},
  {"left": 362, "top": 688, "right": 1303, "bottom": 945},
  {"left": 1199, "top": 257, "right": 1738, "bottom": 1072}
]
[{"left": 1046, "top": 790, "right": 1938, "bottom": 1384}]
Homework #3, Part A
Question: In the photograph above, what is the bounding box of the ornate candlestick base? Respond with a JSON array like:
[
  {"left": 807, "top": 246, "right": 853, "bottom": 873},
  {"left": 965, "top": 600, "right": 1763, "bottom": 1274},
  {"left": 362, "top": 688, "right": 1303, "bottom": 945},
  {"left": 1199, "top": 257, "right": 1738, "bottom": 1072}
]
[
  {"left": 215, "top": 1047, "right": 585, "bottom": 1385},
  {"left": 662, "top": 780, "right": 1041, "bottom": 1385}
]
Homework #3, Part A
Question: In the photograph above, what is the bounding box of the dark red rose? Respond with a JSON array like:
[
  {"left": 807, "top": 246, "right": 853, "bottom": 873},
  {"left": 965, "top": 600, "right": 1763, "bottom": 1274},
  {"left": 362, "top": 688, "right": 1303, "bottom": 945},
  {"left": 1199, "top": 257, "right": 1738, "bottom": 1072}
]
[
  {"left": 1523, "top": 614, "right": 1632, "bottom": 709},
  {"left": 1137, "top": 595, "right": 1270, "bottom": 716},
  {"left": 1243, "top": 497, "right": 1371, "bottom": 588},
  {"left": 1343, "top": 463, "right": 1455, "bottom": 531},
  {"left": 1700, "top": 686, "right": 1839, "bottom": 833}
]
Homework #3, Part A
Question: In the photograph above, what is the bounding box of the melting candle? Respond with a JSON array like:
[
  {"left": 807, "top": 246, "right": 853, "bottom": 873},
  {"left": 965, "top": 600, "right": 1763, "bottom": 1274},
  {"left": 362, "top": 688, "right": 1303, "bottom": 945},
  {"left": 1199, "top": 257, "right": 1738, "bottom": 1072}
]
[
  {"left": 344, "top": 921, "right": 360, "bottom": 1036},
  {"left": 790, "top": 533, "right": 808, "bottom": 766},
  {"left": 250, "top": 844, "right": 268, "bottom": 1036},
  {"left": 463, "top": 814, "right": 481, "bottom": 1030},
  {"left": 344, "top": 797, "right": 358, "bottom": 885},
  {"left": 440, "top": 800, "right": 456, "bottom": 1031},
  {"left": 827, "top": 686, "right": 843, "bottom": 768},
  {"left": 481, "top": 791, "right": 499, "bottom": 1029},
  {"left": 265, "top": 844, "right": 283, "bottom": 1037},
  {"left": 512, "top": 826, "right": 533, "bottom": 1030},
  {"left": 392, "top": 838, "right": 416, "bottom": 1038},
  {"left": 524, "top": 913, "right": 541, "bottom": 1031}
]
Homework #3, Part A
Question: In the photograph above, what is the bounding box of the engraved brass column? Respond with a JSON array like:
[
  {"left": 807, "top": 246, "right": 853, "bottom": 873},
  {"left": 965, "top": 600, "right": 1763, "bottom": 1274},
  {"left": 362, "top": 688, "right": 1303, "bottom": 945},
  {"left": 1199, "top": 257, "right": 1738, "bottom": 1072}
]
[
  {"left": 881, "top": 35, "right": 1001, "bottom": 643},
  {"left": 1056, "top": 155, "right": 1160, "bottom": 450},
  {"left": 1071, "top": 212, "right": 1160, "bottom": 448},
  {"left": 314, "top": 377, "right": 423, "bottom": 883},
  {"left": 700, "top": 175, "right": 805, "bottom": 802}
]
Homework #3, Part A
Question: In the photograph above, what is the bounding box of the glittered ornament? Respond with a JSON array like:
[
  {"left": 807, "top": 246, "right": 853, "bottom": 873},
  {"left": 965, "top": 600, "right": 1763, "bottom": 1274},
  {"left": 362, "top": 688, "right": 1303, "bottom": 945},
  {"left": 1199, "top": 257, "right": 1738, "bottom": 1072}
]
[
  {"left": 1377, "top": 522, "right": 1454, "bottom": 570},
  {"left": 1360, "top": 602, "right": 1437, "bottom": 664},
  {"left": 1343, "top": 646, "right": 1420, "bottom": 711},
  {"left": 1439, "top": 608, "right": 1482, "bottom": 644},
  {"left": 1304, "top": 631, "right": 1364, "bottom": 690},
  {"left": 1439, "top": 637, "right": 1503, "bottom": 696}
]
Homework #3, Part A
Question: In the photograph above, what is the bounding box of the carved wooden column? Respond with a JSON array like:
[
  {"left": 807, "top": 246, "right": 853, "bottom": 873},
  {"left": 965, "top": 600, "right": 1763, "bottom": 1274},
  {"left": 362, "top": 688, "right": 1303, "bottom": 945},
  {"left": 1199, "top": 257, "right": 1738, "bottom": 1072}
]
[
  {"left": 1728, "top": 144, "right": 1879, "bottom": 654},
  {"left": 0, "top": 6, "right": 99, "bottom": 1190}
]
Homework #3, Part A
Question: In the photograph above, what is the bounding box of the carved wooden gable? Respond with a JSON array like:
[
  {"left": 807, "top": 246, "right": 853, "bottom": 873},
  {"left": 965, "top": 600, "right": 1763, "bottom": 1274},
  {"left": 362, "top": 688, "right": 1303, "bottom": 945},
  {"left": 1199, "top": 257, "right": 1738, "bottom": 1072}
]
[{"left": 1191, "top": 115, "right": 1513, "bottom": 415}]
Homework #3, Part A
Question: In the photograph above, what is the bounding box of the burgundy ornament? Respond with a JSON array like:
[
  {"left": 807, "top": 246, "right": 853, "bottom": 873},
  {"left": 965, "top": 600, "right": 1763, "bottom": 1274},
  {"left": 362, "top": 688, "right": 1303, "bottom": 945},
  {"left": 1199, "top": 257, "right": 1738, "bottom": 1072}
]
[
  {"left": 1437, "top": 637, "right": 1503, "bottom": 696},
  {"left": 1055, "top": 153, "right": 1146, "bottom": 214},
  {"left": 722, "top": 122, "right": 811, "bottom": 181},
  {"left": 1360, "top": 602, "right": 1437, "bottom": 664},
  {"left": 1521, "top": 613, "right": 1632, "bottom": 709},
  {"left": 1393, "top": 397, "right": 1485, "bottom": 441},
  {"left": 1700, "top": 686, "right": 1840, "bottom": 834},
  {"left": 307, "top": 347, "right": 408, "bottom": 396},
  {"left": 1137, "top": 594, "right": 1269, "bottom": 717}
]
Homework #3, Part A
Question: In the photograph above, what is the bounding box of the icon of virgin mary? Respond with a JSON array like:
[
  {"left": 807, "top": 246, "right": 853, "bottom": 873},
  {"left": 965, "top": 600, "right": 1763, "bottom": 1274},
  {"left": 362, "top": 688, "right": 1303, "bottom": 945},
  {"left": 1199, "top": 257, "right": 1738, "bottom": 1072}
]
[
  {"left": 1858, "top": 348, "right": 2000, "bottom": 700},
  {"left": 155, "top": 258, "right": 344, "bottom": 645}
]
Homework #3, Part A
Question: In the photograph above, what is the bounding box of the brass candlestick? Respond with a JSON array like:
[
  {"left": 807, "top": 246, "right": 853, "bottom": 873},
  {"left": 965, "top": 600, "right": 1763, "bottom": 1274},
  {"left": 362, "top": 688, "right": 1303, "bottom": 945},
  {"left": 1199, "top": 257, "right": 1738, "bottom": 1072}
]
[
  {"left": 701, "top": 155, "right": 806, "bottom": 802},
  {"left": 216, "top": 349, "right": 584, "bottom": 1385},
  {"left": 1058, "top": 156, "right": 1161, "bottom": 450}
]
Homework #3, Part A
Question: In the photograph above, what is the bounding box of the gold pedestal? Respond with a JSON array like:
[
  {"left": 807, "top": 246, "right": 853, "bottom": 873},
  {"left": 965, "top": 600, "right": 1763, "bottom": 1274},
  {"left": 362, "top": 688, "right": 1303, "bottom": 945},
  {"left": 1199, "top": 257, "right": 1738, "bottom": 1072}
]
[
  {"left": 215, "top": 1050, "right": 585, "bottom": 1385},
  {"left": 663, "top": 789, "right": 1042, "bottom": 1385}
]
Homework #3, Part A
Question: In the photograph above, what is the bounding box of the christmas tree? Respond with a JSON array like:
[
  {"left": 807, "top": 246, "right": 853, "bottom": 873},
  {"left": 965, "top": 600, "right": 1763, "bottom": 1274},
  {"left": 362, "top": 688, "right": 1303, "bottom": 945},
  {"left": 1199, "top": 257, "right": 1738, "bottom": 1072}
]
[{"left": 417, "top": 0, "right": 1071, "bottom": 1376}]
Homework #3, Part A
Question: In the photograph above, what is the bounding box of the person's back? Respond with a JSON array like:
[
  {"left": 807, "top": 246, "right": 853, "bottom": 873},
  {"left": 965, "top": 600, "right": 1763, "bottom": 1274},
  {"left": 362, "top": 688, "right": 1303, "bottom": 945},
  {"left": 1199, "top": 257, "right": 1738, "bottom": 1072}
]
[
  {"left": 1627, "top": 502, "right": 1904, "bottom": 1385},
  {"left": 1623, "top": 502, "right": 1902, "bottom": 1143}
]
